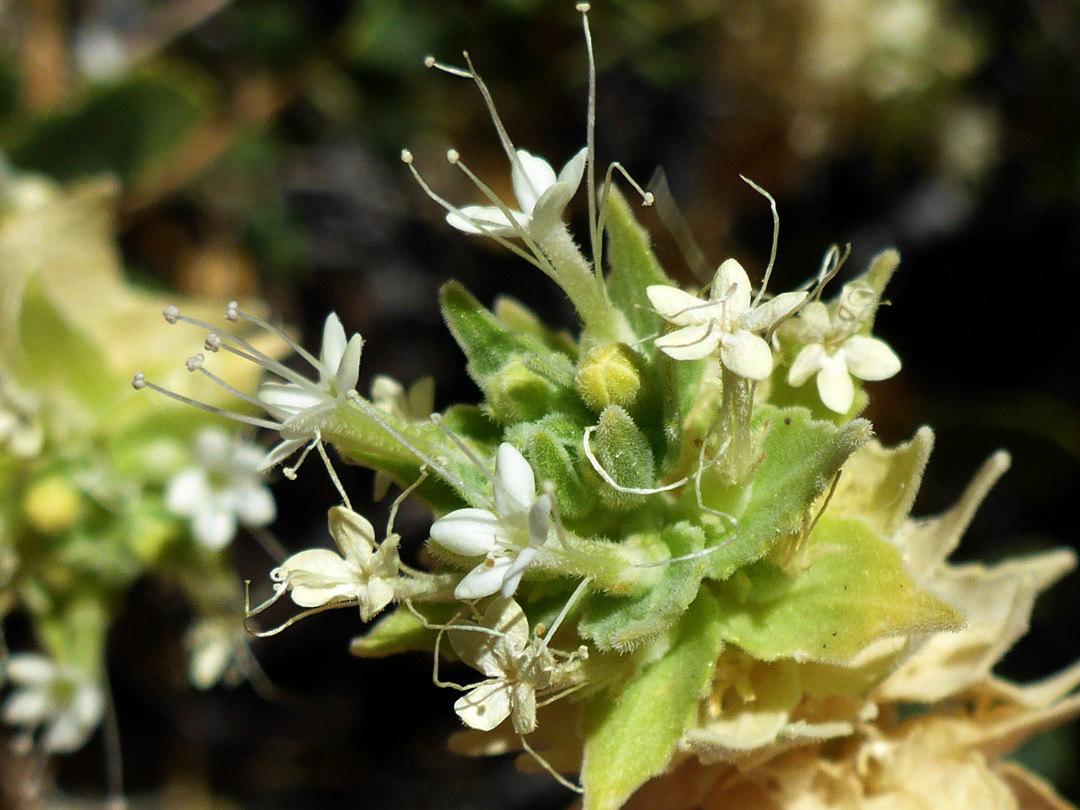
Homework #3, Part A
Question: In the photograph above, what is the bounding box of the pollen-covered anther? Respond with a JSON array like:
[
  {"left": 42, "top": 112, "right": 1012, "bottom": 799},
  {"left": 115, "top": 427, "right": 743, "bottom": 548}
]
[
  {"left": 163, "top": 305, "right": 181, "bottom": 324},
  {"left": 576, "top": 2, "right": 591, "bottom": 12},
  {"left": 446, "top": 149, "right": 460, "bottom": 164},
  {"left": 225, "top": 301, "right": 239, "bottom": 322},
  {"left": 186, "top": 354, "right": 205, "bottom": 372},
  {"left": 400, "top": 149, "right": 414, "bottom": 164},
  {"left": 205, "top": 333, "right": 222, "bottom": 352},
  {"left": 423, "top": 55, "right": 436, "bottom": 68},
  {"left": 132, "top": 373, "right": 146, "bottom": 390}
]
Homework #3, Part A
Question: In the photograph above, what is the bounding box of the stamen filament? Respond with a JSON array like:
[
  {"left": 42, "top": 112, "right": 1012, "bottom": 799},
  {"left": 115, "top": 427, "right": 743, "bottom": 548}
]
[
  {"left": 741, "top": 175, "right": 779, "bottom": 307},
  {"left": 188, "top": 358, "right": 268, "bottom": 410},
  {"left": 228, "top": 305, "right": 324, "bottom": 372},
  {"left": 429, "top": 414, "right": 494, "bottom": 483},
  {"left": 582, "top": 425, "right": 693, "bottom": 495},
  {"left": 131, "top": 374, "right": 283, "bottom": 431}
]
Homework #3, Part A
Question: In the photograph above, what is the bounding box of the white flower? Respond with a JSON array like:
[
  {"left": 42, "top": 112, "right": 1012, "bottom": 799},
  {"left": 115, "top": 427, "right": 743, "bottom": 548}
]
[
  {"left": 787, "top": 301, "right": 901, "bottom": 413},
  {"left": 185, "top": 617, "right": 239, "bottom": 690},
  {"left": 256, "top": 312, "right": 363, "bottom": 469},
  {"left": 646, "top": 259, "right": 807, "bottom": 378},
  {"left": 272, "top": 506, "right": 399, "bottom": 622},
  {"left": 446, "top": 148, "right": 587, "bottom": 239},
  {"left": 1, "top": 654, "right": 104, "bottom": 753},
  {"left": 448, "top": 598, "right": 556, "bottom": 734},
  {"left": 0, "top": 374, "right": 43, "bottom": 458},
  {"left": 370, "top": 374, "right": 435, "bottom": 422},
  {"left": 429, "top": 443, "right": 550, "bottom": 600},
  {"left": 165, "top": 428, "right": 276, "bottom": 550}
]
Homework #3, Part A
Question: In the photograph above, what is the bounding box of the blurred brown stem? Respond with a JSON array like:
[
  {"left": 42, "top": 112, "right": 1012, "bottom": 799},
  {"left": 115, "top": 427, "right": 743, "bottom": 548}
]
[{"left": 20, "top": 0, "right": 68, "bottom": 112}]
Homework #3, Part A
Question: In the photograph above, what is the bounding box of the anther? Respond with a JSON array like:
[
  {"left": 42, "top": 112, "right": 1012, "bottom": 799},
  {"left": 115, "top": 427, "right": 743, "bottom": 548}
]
[
  {"left": 205, "top": 333, "right": 223, "bottom": 352},
  {"left": 132, "top": 373, "right": 146, "bottom": 390},
  {"left": 186, "top": 354, "right": 205, "bottom": 372},
  {"left": 576, "top": 2, "right": 590, "bottom": 11},
  {"left": 401, "top": 149, "right": 414, "bottom": 164},
  {"left": 226, "top": 301, "right": 239, "bottom": 322},
  {"left": 423, "top": 55, "right": 436, "bottom": 68},
  {"left": 163, "top": 305, "right": 180, "bottom": 324},
  {"left": 446, "top": 149, "right": 460, "bottom": 164}
]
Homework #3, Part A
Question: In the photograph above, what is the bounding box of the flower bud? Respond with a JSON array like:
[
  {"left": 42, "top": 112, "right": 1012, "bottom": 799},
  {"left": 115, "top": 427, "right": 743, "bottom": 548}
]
[{"left": 574, "top": 343, "right": 643, "bottom": 411}]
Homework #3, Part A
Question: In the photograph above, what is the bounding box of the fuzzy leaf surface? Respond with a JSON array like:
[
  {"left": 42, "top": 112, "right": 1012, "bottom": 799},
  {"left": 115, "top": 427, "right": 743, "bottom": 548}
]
[
  {"left": 712, "top": 514, "right": 964, "bottom": 663},
  {"left": 581, "top": 590, "right": 723, "bottom": 810}
]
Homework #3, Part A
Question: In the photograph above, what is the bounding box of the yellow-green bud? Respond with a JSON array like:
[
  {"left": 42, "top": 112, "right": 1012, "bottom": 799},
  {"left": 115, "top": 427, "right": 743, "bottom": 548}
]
[
  {"left": 575, "top": 343, "right": 642, "bottom": 411},
  {"left": 23, "top": 475, "right": 82, "bottom": 535}
]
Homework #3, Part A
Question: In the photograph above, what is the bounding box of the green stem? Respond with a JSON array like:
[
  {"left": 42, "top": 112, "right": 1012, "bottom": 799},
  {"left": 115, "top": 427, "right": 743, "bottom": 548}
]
[
  {"left": 535, "top": 223, "right": 620, "bottom": 342},
  {"left": 719, "top": 365, "right": 757, "bottom": 484}
]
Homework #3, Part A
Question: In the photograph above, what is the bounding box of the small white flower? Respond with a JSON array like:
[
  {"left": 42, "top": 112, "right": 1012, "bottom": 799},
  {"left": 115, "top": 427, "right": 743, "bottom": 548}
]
[
  {"left": 787, "top": 300, "right": 902, "bottom": 413},
  {"left": 446, "top": 148, "right": 587, "bottom": 239},
  {"left": 646, "top": 259, "right": 807, "bottom": 378},
  {"left": 186, "top": 617, "right": 239, "bottom": 690},
  {"left": 448, "top": 598, "right": 556, "bottom": 734},
  {"left": 166, "top": 428, "right": 276, "bottom": 550},
  {"left": 257, "top": 312, "right": 363, "bottom": 469},
  {"left": 429, "top": 443, "right": 550, "bottom": 600},
  {"left": 1, "top": 654, "right": 104, "bottom": 753},
  {"left": 272, "top": 506, "right": 399, "bottom": 622}
]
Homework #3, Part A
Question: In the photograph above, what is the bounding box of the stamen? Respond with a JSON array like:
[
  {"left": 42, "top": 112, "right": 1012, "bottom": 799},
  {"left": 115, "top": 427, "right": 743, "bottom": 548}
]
[
  {"left": 315, "top": 437, "right": 352, "bottom": 510},
  {"left": 161, "top": 305, "right": 314, "bottom": 390},
  {"left": 521, "top": 735, "right": 584, "bottom": 795},
  {"left": 740, "top": 175, "right": 779, "bottom": 307},
  {"left": 647, "top": 168, "right": 711, "bottom": 282},
  {"left": 205, "top": 333, "right": 222, "bottom": 352},
  {"left": 540, "top": 576, "right": 592, "bottom": 651},
  {"left": 429, "top": 413, "right": 495, "bottom": 483},
  {"left": 225, "top": 301, "right": 239, "bottom": 321},
  {"left": 186, "top": 356, "right": 268, "bottom": 411},
  {"left": 132, "top": 373, "right": 284, "bottom": 431},
  {"left": 401, "top": 152, "right": 547, "bottom": 271},
  {"left": 580, "top": 0, "right": 600, "bottom": 279},
  {"left": 282, "top": 438, "right": 318, "bottom": 481},
  {"left": 423, "top": 55, "right": 471, "bottom": 79},
  {"left": 582, "top": 426, "right": 693, "bottom": 495},
  {"left": 387, "top": 467, "right": 430, "bottom": 539},
  {"left": 228, "top": 305, "right": 323, "bottom": 372}
]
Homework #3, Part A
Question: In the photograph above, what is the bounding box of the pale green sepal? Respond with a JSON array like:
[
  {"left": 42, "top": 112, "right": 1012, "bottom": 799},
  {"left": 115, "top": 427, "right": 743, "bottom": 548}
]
[
  {"left": 856, "top": 248, "right": 901, "bottom": 335},
  {"left": 579, "top": 521, "right": 707, "bottom": 652},
  {"left": 349, "top": 602, "right": 462, "bottom": 659},
  {"left": 713, "top": 514, "right": 965, "bottom": 664},
  {"left": 581, "top": 590, "right": 724, "bottom": 810},
  {"left": 589, "top": 405, "right": 656, "bottom": 511},
  {"left": 603, "top": 187, "right": 676, "bottom": 342},
  {"left": 828, "top": 426, "right": 934, "bottom": 537},
  {"left": 703, "top": 407, "right": 872, "bottom": 580},
  {"left": 494, "top": 296, "right": 579, "bottom": 358}
]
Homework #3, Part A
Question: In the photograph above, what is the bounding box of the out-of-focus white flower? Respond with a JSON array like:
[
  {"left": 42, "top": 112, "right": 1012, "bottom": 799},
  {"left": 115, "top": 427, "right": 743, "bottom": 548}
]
[
  {"left": 446, "top": 148, "right": 587, "bottom": 239},
  {"left": 165, "top": 428, "right": 276, "bottom": 550},
  {"left": 272, "top": 506, "right": 399, "bottom": 622},
  {"left": 787, "top": 301, "right": 901, "bottom": 413},
  {"left": 647, "top": 259, "right": 806, "bottom": 377},
  {"left": 429, "top": 443, "right": 550, "bottom": 600},
  {"left": 1, "top": 653, "right": 104, "bottom": 753}
]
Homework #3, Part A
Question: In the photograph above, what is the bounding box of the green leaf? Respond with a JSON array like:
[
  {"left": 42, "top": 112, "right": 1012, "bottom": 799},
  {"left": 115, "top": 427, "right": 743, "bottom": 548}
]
[
  {"left": 712, "top": 514, "right": 964, "bottom": 663},
  {"left": 703, "top": 407, "right": 872, "bottom": 580},
  {"left": 440, "top": 282, "right": 584, "bottom": 424},
  {"left": 581, "top": 590, "right": 723, "bottom": 810},
  {"left": 579, "top": 521, "right": 707, "bottom": 651},
  {"left": 604, "top": 187, "right": 675, "bottom": 341},
  {"left": 828, "top": 426, "right": 934, "bottom": 537}
]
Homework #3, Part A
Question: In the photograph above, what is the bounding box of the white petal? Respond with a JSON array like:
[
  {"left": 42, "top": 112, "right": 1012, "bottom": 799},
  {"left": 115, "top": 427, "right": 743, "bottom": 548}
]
[
  {"left": 329, "top": 506, "right": 377, "bottom": 561},
  {"left": 320, "top": 313, "right": 348, "bottom": 375},
  {"left": 455, "top": 680, "right": 512, "bottom": 731},
  {"left": 501, "top": 546, "right": 538, "bottom": 598},
  {"left": 483, "top": 598, "right": 530, "bottom": 649},
  {"left": 2, "top": 688, "right": 51, "bottom": 725},
  {"left": 529, "top": 148, "right": 588, "bottom": 233},
  {"left": 233, "top": 482, "right": 276, "bottom": 528},
  {"left": 720, "top": 330, "right": 774, "bottom": 380},
  {"left": 455, "top": 558, "right": 513, "bottom": 600},
  {"left": 556, "top": 147, "right": 588, "bottom": 188},
  {"left": 512, "top": 150, "right": 558, "bottom": 213},
  {"left": 429, "top": 508, "right": 506, "bottom": 557},
  {"left": 165, "top": 469, "right": 211, "bottom": 517},
  {"left": 359, "top": 578, "right": 396, "bottom": 622},
  {"left": 193, "top": 429, "right": 232, "bottom": 465},
  {"left": 842, "top": 335, "right": 901, "bottom": 381},
  {"left": 740, "top": 291, "right": 808, "bottom": 332},
  {"left": 646, "top": 285, "right": 720, "bottom": 326},
  {"left": 258, "top": 382, "right": 324, "bottom": 417},
  {"left": 193, "top": 503, "right": 238, "bottom": 550},
  {"left": 712, "top": 259, "right": 752, "bottom": 319},
  {"left": 260, "top": 438, "right": 308, "bottom": 471},
  {"left": 5, "top": 654, "right": 56, "bottom": 685},
  {"left": 334, "top": 333, "right": 363, "bottom": 394},
  {"left": 493, "top": 443, "right": 536, "bottom": 523},
  {"left": 276, "top": 549, "right": 356, "bottom": 607},
  {"left": 788, "top": 344, "right": 827, "bottom": 387},
  {"left": 71, "top": 683, "right": 105, "bottom": 727},
  {"left": 655, "top": 324, "right": 722, "bottom": 361},
  {"left": 446, "top": 205, "right": 526, "bottom": 237},
  {"left": 43, "top": 714, "right": 94, "bottom": 753},
  {"left": 816, "top": 355, "right": 856, "bottom": 414}
]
